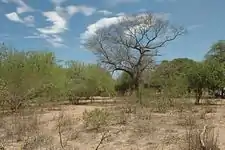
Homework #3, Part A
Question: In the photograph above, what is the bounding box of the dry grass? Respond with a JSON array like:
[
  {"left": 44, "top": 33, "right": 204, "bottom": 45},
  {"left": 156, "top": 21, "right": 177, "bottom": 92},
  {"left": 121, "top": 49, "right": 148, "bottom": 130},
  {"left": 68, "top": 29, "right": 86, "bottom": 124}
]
[
  {"left": 0, "top": 98, "right": 224, "bottom": 150},
  {"left": 182, "top": 124, "right": 220, "bottom": 150},
  {"left": 82, "top": 108, "right": 111, "bottom": 131}
]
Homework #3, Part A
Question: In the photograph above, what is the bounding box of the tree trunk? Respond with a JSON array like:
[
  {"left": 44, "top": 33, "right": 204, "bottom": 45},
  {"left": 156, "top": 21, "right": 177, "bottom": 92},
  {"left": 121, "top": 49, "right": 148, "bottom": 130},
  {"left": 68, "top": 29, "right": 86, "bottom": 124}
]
[
  {"left": 221, "top": 88, "right": 224, "bottom": 99},
  {"left": 132, "top": 76, "right": 143, "bottom": 104},
  {"left": 195, "top": 88, "right": 202, "bottom": 105}
]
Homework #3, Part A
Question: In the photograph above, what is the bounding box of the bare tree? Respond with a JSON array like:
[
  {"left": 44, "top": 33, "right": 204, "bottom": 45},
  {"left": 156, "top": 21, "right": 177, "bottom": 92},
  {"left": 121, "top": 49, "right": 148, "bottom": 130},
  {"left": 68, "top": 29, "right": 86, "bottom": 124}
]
[{"left": 84, "top": 12, "right": 185, "bottom": 93}]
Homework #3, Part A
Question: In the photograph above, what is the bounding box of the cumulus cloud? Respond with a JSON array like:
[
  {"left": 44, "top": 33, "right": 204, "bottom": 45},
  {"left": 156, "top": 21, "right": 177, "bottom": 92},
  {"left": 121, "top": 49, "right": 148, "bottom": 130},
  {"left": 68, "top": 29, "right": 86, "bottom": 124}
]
[
  {"left": 49, "top": 0, "right": 96, "bottom": 16},
  {"left": 5, "top": 12, "right": 35, "bottom": 26},
  {"left": 80, "top": 16, "right": 123, "bottom": 41},
  {"left": 37, "top": 11, "right": 67, "bottom": 34},
  {"left": 35, "top": 1, "right": 96, "bottom": 47},
  {"left": 81, "top": 12, "right": 170, "bottom": 42},
  {"left": 3, "top": 0, "right": 35, "bottom": 26},
  {"left": 38, "top": 3, "right": 96, "bottom": 35},
  {"left": 78, "top": 6, "right": 96, "bottom": 16},
  {"left": 2, "top": 0, "right": 34, "bottom": 14},
  {"left": 66, "top": 5, "right": 96, "bottom": 16},
  {"left": 5, "top": 12, "right": 23, "bottom": 23}
]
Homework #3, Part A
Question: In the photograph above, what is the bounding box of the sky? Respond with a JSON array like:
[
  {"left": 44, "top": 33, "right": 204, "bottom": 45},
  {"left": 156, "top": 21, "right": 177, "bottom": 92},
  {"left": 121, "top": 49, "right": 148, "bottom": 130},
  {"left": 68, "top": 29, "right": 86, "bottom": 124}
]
[{"left": 0, "top": 0, "right": 225, "bottom": 63}]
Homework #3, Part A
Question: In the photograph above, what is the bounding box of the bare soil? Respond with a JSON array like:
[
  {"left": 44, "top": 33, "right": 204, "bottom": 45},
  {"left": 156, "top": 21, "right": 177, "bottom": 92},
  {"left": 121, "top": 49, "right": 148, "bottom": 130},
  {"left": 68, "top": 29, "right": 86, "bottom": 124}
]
[{"left": 1, "top": 99, "right": 225, "bottom": 150}]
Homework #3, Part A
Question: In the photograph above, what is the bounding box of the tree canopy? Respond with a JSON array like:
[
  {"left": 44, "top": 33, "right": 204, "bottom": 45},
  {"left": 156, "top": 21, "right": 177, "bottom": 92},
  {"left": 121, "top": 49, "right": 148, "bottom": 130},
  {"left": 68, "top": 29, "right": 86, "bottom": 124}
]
[
  {"left": 0, "top": 45, "right": 116, "bottom": 111},
  {"left": 84, "top": 12, "right": 185, "bottom": 93}
]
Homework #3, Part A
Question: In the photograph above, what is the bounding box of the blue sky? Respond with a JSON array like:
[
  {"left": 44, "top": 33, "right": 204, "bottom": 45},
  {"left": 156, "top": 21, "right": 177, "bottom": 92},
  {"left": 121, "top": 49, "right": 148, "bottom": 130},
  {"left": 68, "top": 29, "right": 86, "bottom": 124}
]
[{"left": 0, "top": 0, "right": 225, "bottom": 63}]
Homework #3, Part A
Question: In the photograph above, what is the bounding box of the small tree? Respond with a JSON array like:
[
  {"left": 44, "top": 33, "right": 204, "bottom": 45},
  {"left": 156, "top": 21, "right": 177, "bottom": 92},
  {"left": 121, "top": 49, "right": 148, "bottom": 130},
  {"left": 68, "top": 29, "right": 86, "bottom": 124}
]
[
  {"left": 64, "top": 61, "right": 115, "bottom": 104},
  {"left": 115, "top": 71, "right": 133, "bottom": 95},
  {"left": 205, "top": 40, "right": 225, "bottom": 97},
  {"left": 205, "top": 40, "right": 225, "bottom": 62},
  {"left": 186, "top": 62, "right": 210, "bottom": 104},
  {"left": 150, "top": 58, "right": 195, "bottom": 97}
]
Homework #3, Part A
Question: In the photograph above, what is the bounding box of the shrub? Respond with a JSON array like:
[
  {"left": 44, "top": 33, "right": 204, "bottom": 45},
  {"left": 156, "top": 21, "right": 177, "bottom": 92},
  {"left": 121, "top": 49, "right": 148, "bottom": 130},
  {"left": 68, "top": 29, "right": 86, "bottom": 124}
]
[{"left": 82, "top": 108, "right": 111, "bottom": 131}]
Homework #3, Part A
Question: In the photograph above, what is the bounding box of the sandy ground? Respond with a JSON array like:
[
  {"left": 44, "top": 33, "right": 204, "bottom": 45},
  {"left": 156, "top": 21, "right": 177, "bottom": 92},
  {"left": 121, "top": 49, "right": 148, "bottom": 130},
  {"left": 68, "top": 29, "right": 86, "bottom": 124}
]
[
  {"left": 213, "top": 103, "right": 225, "bottom": 149},
  {"left": 1, "top": 99, "right": 225, "bottom": 150}
]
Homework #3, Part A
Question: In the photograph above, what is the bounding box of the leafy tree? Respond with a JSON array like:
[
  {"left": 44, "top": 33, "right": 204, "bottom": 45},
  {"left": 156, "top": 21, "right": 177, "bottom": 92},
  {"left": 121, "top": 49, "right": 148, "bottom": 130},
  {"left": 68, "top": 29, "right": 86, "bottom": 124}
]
[
  {"left": 186, "top": 62, "right": 210, "bottom": 104},
  {"left": 84, "top": 12, "right": 185, "bottom": 100},
  {"left": 204, "top": 40, "right": 225, "bottom": 97},
  {"left": 115, "top": 71, "right": 133, "bottom": 95},
  {"left": 205, "top": 40, "right": 225, "bottom": 62},
  {"left": 150, "top": 58, "right": 195, "bottom": 97},
  {"left": 0, "top": 45, "right": 57, "bottom": 111},
  {"left": 64, "top": 61, "right": 115, "bottom": 104}
]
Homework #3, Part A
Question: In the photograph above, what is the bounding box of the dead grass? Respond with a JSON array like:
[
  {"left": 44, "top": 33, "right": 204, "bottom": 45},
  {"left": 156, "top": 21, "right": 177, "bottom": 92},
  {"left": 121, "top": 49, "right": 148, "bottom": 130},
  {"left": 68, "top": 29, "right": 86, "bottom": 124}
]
[
  {"left": 2, "top": 111, "right": 40, "bottom": 142},
  {"left": 0, "top": 98, "right": 224, "bottom": 150},
  {"left": 182, "top": 124, "right": 220, "bottom": 150}
]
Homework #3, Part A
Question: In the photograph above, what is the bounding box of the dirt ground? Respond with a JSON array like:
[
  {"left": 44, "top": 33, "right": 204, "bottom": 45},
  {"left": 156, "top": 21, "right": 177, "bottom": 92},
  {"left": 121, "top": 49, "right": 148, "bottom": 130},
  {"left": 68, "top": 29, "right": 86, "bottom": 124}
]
[{"left": 1, "top": 99, "right": 225, "bottom": 150}]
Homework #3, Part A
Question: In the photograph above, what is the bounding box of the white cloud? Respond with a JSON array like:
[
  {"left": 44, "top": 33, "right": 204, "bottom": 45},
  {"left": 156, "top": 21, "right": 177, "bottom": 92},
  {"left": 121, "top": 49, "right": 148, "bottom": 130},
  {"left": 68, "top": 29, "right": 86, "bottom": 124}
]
[
  {"left": 25, "top": 33, "right": 66, "bottom": 48},
  {"left": 5, "top": 12, "right": 35, "bottom": 27},
  {"left": 80, "top": 16, "right": 124, "bottom": 41},
  {"left": 98, "top": 10, "right": 113, "bottom": 16},
  {"left": 81, "top": 12, "right": 171, "bottom": 42},
  {"left": 37, "top": 11, "right": 67, "bottom": 34},
  {"left": 22, "top": 1, "right": 95, "bottom": 48},
  {"left": 50, "top": 0, "right": 96, "bottom": 16},
  {"left": 5, "top": 12, "right": 23, "bottom": 23},
  {"left": 78, "top": 6, "right": 96, "bottom": 16},
  {"left": 66, "top": 5, "right": 79, "bottom": 16},
  {"left": 47, "top": 34, "right": 66, "bottom": 47},
  {"left": 66, "top": 5, "right": 96, "bottom": 16},
  {"left": 2, "top": 0, "right": 34, "bottom": 14},
  {"left": 37, "top": 4, "right": 95, "bottom": 37}
]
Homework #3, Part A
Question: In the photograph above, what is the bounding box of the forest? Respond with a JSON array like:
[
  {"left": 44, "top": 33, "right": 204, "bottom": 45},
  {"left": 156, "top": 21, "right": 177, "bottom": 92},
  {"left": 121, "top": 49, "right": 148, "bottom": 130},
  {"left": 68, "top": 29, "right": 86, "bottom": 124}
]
[{"left": 0, "top": 12, "right": 225, "bottom": 150}]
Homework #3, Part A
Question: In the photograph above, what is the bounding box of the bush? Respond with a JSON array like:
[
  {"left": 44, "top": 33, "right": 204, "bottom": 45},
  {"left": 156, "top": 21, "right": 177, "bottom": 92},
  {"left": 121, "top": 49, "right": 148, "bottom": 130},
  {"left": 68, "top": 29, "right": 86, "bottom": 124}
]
[
  {"left": 0, "top": 48, "right": 58, "bottom": 111},
  {"left": 82, "top": 108, "right": 111, "bottom": 131}
]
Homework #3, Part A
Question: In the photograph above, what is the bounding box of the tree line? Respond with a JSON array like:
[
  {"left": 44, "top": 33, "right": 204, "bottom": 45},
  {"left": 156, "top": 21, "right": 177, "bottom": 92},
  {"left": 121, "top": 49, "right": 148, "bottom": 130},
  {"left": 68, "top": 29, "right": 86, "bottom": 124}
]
[
  {"left": 0, "top": 44, "right": 115, "bottom": 112},
  {"left": 1, "top": 12, "right": 225, "bottom": 111},
  {"left": 116, "top": 40, "right": 225, "bottom": 104}
]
